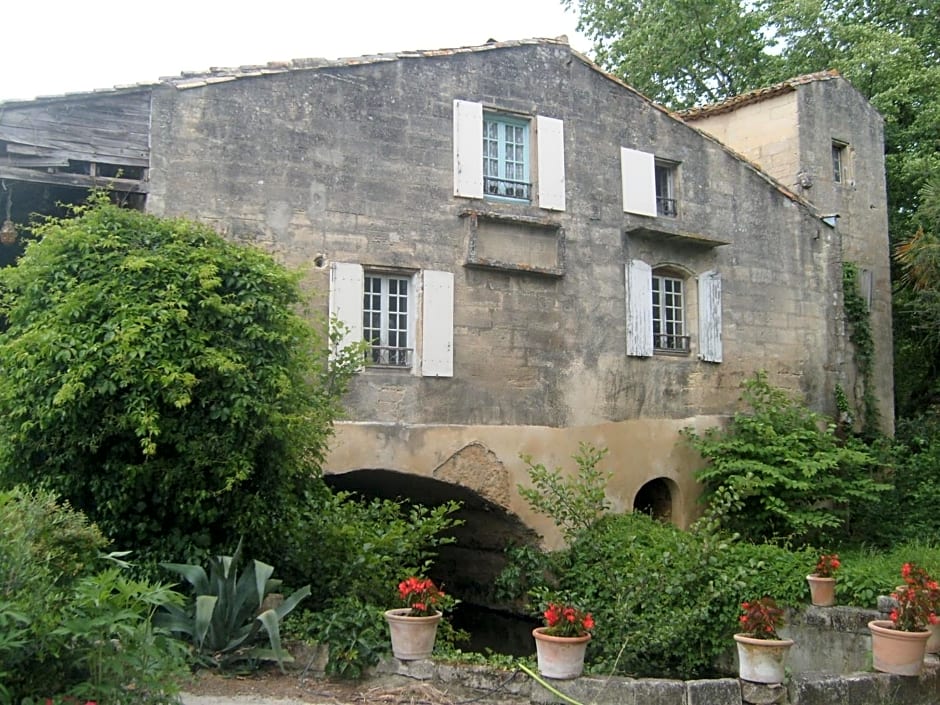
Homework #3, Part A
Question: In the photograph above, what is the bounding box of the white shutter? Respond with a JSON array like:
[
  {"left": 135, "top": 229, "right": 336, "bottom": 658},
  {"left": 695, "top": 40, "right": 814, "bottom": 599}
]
[
  {"left": 625, "top": 260, "right": 653, "bottom": 357},
  {"left": 328, "top": 262, "right": 363, "bottom": 357},
  {"left": 453, "top": 100, "right": 484, "bottom": 198},
  {"left": 421, "top": 270, "right": 454, "bottom": 377},
  {"left": 536, "top": 115, "right": 566, "bottom": 211},
  {"left": 698, "top": 270, "right": 722, "bottom": 363},
  {"left": 621, "top": 147, "right": 657, "bottom": 217}
]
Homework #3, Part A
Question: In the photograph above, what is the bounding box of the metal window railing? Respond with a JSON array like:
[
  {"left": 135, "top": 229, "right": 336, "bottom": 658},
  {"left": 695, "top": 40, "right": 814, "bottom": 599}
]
[
  {"left": 484, "top": 177, "right": 531, "bottom": 201},
  {"left": 366, "top": 346, "right": 413, "bottom": 368},
  {"left": 657, "top": 197, "right": 678, "bottom": 217},
  {"left": 654, "top": 334, "right": 690, "bottom": 353}
]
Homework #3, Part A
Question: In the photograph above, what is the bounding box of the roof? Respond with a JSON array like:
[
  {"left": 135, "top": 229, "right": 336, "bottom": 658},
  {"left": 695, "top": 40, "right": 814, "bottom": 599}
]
[
  {"left": 678, "top": 69, "right": 842, "bottom": 120},
  {"left": 0, "top": 37, "right": 577, "bottom": 106}
]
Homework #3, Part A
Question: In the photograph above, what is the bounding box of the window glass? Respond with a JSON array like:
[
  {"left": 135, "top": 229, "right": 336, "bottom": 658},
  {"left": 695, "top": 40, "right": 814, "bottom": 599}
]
[
  {"left": 363, "top": 274, "right": 412, "bottom": 367},
  {"left": 832, "top": 142, "right": 847, "bottom": 183},
  {"left": 655, "top": 162, "right": 677, "bottom": 217},
  {"left": 483, "top": 114, "right": 530, "bottom": 201},
  {"left": 652, "top": 274, "right": 689, "bottom": 352}
]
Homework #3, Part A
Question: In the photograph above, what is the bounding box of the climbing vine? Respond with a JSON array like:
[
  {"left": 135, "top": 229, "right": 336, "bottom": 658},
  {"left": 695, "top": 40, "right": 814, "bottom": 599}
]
[{"left": 841, "top": 262, "right": 879, "bottom": 435}]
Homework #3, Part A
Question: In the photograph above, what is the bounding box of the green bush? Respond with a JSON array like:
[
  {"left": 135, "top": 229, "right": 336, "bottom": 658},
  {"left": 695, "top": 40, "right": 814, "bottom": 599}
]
[
  {"left": 0, "top": 486, "right": 188, "bottom": 703},
  {"left": 297, "top": 492, "right": 463, "bottom": 609},
  {"left": 0, "top": 198, "right": 360, "bottom": 569},
  {"left": 837, "top": 542, "right": 940, "bottom": 608},
  {"left": 685, "top": 371, "right": 889, "bottom": 545}
]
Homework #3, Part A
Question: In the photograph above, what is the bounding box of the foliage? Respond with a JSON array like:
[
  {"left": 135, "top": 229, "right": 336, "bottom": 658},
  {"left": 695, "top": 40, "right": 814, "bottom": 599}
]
[
  {"left": 157, "top": 541, "right": 311, "bottom": 671},
  {"left": 540, "top": 602, "right": 595, "bottom": 638},
  {"left": 685, "top": 371, "right": 889, "bottom": 545},
  {"left": 737, "top": 597, "right": 785, "bottom": 640},
  {"left": 836, "top": 542, "right": 940, "bottom": 608},
  {"left": 889, "top": 562, "right": 939, "bottom": 632},
  {"left": 396, "top": 577, "right": 454, "bottom": 617},
  {"left": 285, "top": 599, "right": 388, "bottom": 679},
  {"left": 499, "top": 510, "right": 810, "bottom": 678},
  {"left": 0, "top": 486, "right": 188, "bottom": 703},
  {"left": 893, "top": 177, "right": 940, "bottom": 416},
  {"left": 0, "top": 197, "right": 361, "bottom": 569},
  {"left": 813, "top": 553, "right": 841, "bottom": 578},
  {"left": 295, "top": 491, "right": 463, "bottom": 609},
  {"left": 518, "top": 442, "right": 611, "bottom": 541}
]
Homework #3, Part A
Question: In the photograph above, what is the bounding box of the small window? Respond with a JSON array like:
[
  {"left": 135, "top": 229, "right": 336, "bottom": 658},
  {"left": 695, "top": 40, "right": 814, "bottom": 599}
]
[
  {"left": 363, "top": 273, "right": 413, "bottom": 368},
  {"left": 832, "top": 141, "right": 847, "bottom": 184},
  {"left": 483, "top": 114, "right": 530, "bottom": 201},
  {"left": 652, "top": 273, "right": 689, "bottom": 353},
  {"left": 655, "top": 162, "right": 678, "bottom": 217}
]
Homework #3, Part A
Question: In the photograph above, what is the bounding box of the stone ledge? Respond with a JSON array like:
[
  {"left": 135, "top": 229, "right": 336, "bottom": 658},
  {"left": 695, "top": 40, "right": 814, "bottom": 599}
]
[{"left": 374, "top": 657, "right": 940, "bottom": 705}]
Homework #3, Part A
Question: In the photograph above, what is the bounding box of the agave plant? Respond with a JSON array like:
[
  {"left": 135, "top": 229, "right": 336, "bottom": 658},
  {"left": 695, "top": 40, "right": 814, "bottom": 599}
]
[{"left": 156, "top": 540, "right": 310, "bottom": 670}]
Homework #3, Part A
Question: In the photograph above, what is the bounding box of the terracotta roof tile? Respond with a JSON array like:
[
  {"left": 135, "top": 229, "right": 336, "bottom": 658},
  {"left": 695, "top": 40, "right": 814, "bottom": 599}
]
[{"left": 679, "top": 69, "right": 842, "bottom": 120}]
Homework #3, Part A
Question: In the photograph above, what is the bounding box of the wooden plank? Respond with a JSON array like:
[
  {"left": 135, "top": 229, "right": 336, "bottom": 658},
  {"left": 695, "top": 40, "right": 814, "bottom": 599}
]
[
  {"left": 0, "top": 156, "right": 70, "bottom": 168},
  {"left": 0, "top": 165, "right": 148, "bottom": 193}
]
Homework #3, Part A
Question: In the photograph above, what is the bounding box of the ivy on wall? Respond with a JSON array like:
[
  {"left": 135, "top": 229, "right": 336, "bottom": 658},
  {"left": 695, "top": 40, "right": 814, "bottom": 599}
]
[{"left": 841, "top": 262, "right": 880, "bottom": 435}]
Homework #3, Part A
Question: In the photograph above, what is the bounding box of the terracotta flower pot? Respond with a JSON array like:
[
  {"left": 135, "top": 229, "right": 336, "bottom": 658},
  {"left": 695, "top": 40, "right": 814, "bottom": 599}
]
[
  {"left": 532, "top": 627, "right": 591, "bottom": 679},
  {"left": 806, "top": 574, "right": 836, "bottom": 606},
  {"left": 927, "top": 623, "right": 940, "bottom": 655},
  {"left": 384, "top": 608, "right": 442, "bottom": 660},
  {"left": 733, "top": 633, "right": 794, "bottom": 684},
  {"left": 868, "top": 619, "right": 931, "bottom": 676}
]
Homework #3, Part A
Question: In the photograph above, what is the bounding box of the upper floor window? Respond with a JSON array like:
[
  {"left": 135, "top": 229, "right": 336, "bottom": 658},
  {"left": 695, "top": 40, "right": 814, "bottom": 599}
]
[
  {"left": 453, "top": 100, "right": 566, "bottom": 211},
  {"left": 484, "top": 114, "right": 530, "bottom": 201},
  {"left": 652, "top": 273, "right": 689, "bottom": 352},
  {"left": 655, "top": 161, "right": 678, "bottom": 217},
  {"left": 621, "top": 147, "right": 680, "bottom": 218},
  {"left": 363, "top": 273, "right": 412, "bottom": 368},
  {"left": 832, "top": 141, "right": 848, "bottom": 183}
]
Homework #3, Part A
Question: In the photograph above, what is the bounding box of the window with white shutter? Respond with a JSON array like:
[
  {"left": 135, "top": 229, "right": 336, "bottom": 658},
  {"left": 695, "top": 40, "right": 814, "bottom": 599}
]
[
  {"left": 328, "top": 263, "right": 454, "bottom": 377},
  {"left": 625, "top": 259, "right": 653, "bottom": 357},
  {"left": 621, "top": 147, "right": 657, "bottom": 217},
  {"left": 453, "top": 99, "right": 565, "bottom": 211}
]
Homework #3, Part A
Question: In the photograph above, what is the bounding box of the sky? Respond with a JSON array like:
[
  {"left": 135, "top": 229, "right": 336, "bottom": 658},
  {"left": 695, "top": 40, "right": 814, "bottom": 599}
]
[{"left": 0, "top": 1, "right": 592, "bottom": 102}]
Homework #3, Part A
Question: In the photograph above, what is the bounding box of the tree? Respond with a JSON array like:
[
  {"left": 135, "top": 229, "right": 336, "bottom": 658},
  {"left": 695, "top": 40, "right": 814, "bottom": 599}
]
[{"left": 0, "top": 197, "right": 360, "bottom": 564}]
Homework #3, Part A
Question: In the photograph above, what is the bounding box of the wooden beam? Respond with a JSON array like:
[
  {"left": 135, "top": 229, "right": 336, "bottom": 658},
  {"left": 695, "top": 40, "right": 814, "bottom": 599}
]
[{"left": 0, "top": 165, "right": 148, "bottom": 193}]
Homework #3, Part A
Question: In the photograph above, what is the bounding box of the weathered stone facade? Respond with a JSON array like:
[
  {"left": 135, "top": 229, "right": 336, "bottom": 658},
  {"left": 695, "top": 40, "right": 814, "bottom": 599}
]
[{"left": 0, "top": 38, "right": 892, "bottom": 547}]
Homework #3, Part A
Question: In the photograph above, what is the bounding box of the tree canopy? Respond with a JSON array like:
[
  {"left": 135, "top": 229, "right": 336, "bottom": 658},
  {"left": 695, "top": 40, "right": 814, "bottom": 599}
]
[{"left": 0, "top": 198, "right": 359, "bottom": 562}]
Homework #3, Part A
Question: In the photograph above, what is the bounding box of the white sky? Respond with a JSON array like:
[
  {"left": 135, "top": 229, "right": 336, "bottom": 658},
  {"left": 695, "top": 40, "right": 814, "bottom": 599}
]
[{"left": 1, "top": 1, "right": 592, "bottom": 102}]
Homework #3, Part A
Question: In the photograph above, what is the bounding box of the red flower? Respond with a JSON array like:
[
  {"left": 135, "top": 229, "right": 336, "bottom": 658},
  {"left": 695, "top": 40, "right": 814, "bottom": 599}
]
[{"left": 541, "top": 602, "right": 594, "bottom": 638}]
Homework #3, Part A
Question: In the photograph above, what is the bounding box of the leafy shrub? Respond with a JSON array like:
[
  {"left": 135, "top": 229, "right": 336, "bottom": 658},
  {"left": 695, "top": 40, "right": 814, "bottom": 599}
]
[
  {"left": 518, "top": 442, "right": 611, "bottom": 541},
  {"left": 837, "top": 542, "right": 940, "bottom": 608},
  {"left": 158, "top": 541, "right": 310, "bottom": 670},
  {"left": 0, "top": 486, "right": 188, "bottom": 703},
  {"left": 0, "top": 198, "right": 360, "bottom": 569},
  {"left": 296, "top": 491, "right": 462, "bottom": 609},
  {"left": 685, "top": 371, "right": 889, "bottom": 545},
  {"left": 287, "top": 598, "right": 388, "bottom": 679}
]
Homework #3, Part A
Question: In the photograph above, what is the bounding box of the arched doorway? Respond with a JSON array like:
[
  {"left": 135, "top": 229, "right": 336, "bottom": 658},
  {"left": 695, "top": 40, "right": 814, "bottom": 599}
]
[{"left": 633, "top": 477, "right": 677, "bottom": 522}]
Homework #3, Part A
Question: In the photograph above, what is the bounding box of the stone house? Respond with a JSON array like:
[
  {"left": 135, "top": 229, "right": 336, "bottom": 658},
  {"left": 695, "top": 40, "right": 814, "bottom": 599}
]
[{"left": 0, "top": 38, "right": 891, "bottom": 553}]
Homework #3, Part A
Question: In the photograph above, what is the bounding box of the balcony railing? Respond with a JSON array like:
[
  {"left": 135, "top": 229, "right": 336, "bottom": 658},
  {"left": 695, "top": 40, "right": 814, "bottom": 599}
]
[
  {"left": 367, "top": 346, "right": 413, "bottom": 368},
  {"left": 654, "top": 334, "right": 690, "bottom": 353},
  {"left": 657, "top": 197, "right": 678, "bottom": 217},
  {"left": 484, "top": 177, "right": 531, "bottom": 201}
]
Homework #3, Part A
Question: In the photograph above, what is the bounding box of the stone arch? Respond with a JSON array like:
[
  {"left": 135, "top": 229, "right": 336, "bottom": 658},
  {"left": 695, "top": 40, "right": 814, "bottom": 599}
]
[
  {"left": 324, "top": 462, "right": 537, "bottom": 607},
  {"left": 633, "top": 477, "right": 678, "bottom": 522}
]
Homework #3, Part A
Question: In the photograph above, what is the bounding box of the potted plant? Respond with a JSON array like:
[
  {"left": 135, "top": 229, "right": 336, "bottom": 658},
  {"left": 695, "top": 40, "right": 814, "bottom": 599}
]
[
  {"left": 807, "top": 553, "right": 840, "bottom": 606},
  {"left": 733, "top": 597, "right": 794, "bottom": 684},
  {"left": 384, "top": 576, "right": 453, "bottom": 661},
  {"left": 869, "top": 562, "right": 938, "bottom": 675},
  {"left": 928, "top": 579, "right": 940, "bottom": 655},
  {"left": 532, "top": 601, "right": 595, "bottom": 679}
]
